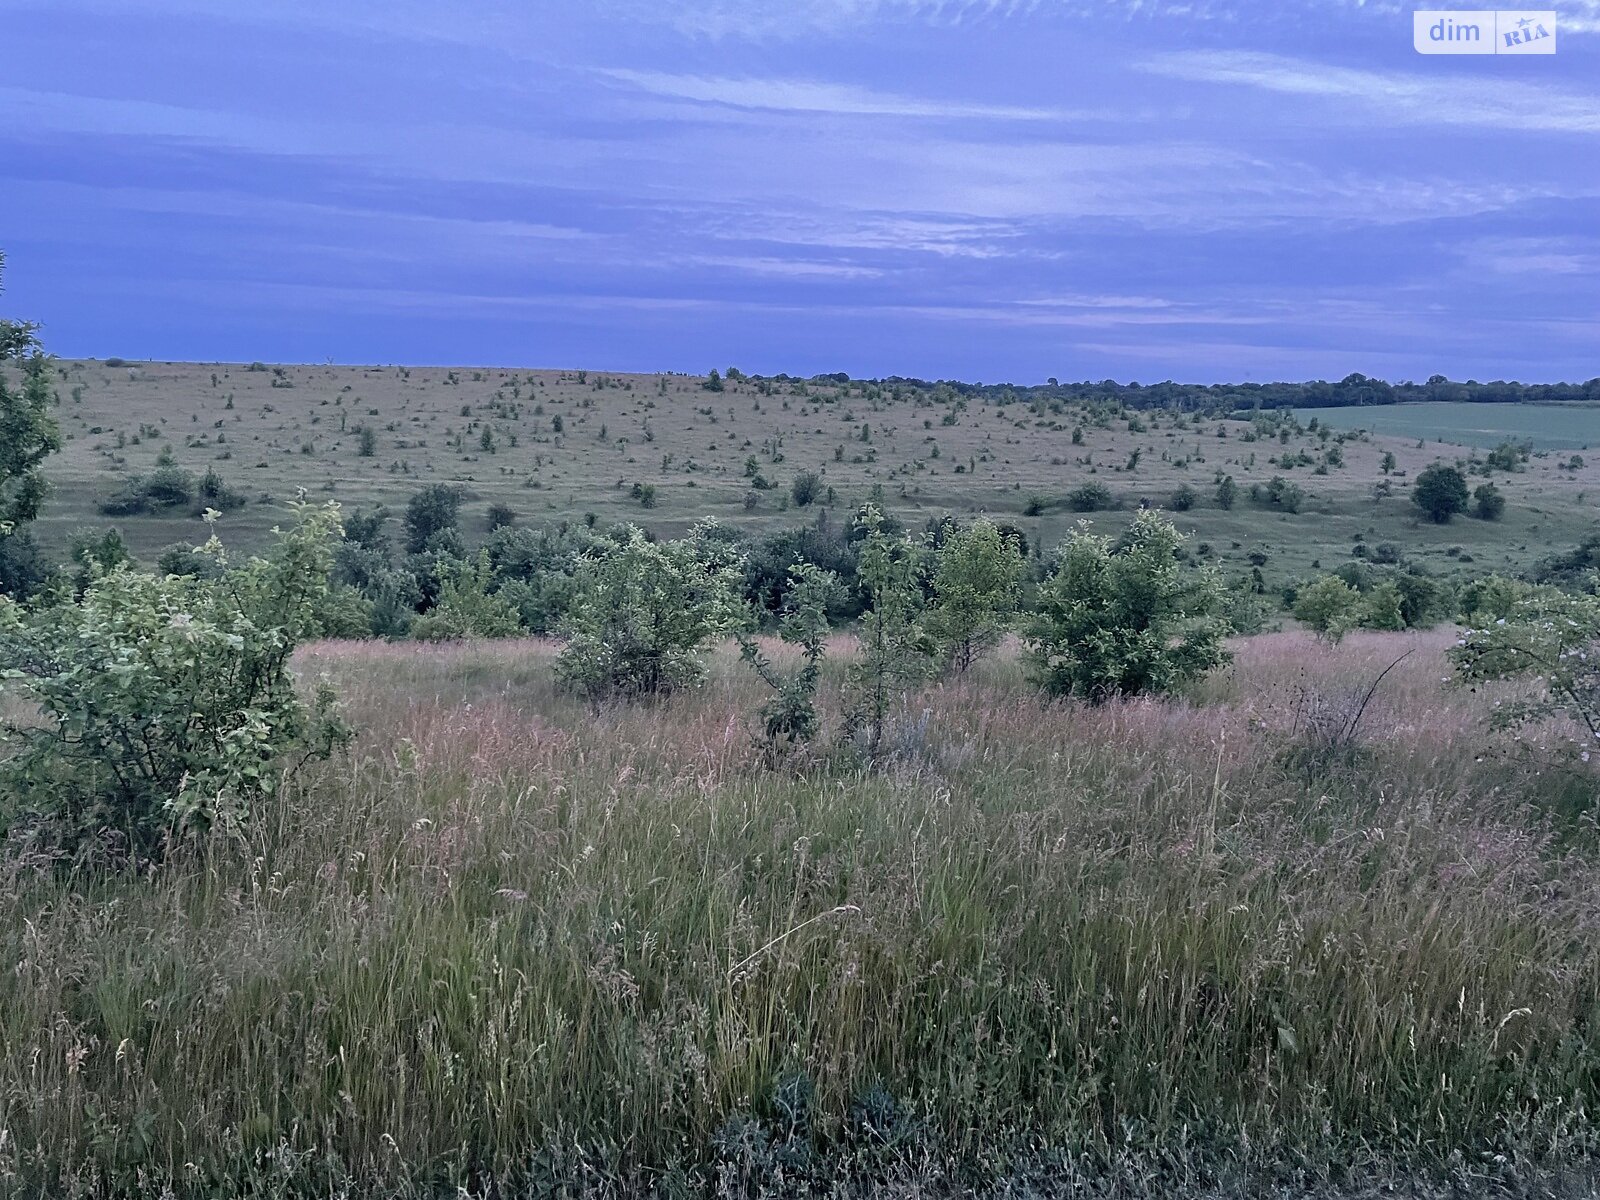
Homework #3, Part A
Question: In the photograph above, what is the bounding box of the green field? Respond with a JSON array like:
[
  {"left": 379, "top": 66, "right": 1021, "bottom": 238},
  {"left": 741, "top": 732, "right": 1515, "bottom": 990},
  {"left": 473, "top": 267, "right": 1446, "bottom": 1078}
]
[
  {"left": 8, "top": 359, "right": 1600, "bottom": 592},
  {"left": 1296, "top": 402, "right": 1600, "bottom": 452}
]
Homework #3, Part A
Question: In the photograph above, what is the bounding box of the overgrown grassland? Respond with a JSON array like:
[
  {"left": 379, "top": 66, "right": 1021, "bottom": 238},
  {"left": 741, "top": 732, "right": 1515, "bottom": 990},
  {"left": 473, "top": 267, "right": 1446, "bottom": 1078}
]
[
  {"left": 13, "top": 359, "right": 1599, "bottom": 590},
  {"left": 3, "top": 632, "right": 1600, "bottom": 1196}
]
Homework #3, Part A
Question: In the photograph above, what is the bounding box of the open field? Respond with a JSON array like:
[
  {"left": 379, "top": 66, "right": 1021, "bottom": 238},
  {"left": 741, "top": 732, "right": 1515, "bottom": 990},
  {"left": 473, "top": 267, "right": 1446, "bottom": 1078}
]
[
  {"left": 3, "top": 631, "right": 1600, "bottom": 1197},
  {"left": 11, "top": 358, "right": 1600, "bottom": 590},
  {"left": 1296, "top": 402, "right": 1600, "bottom": 452}
]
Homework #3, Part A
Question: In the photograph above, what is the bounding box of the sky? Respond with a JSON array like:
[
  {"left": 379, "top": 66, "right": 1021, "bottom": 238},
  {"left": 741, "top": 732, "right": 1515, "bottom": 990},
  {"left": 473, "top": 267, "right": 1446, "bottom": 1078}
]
[{"left": 0, "top": 0, "right": 1597, "bottom": 383}]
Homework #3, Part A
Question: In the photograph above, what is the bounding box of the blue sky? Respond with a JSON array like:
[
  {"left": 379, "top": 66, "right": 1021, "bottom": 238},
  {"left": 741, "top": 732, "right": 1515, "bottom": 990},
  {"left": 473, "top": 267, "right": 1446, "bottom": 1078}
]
[{"left": 1, "top": 0, "right": 1596, "bottom": 382}]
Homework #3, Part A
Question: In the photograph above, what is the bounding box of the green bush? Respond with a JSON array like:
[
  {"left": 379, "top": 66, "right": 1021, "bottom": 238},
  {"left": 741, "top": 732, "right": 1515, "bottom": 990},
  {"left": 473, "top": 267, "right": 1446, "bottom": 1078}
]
[
  {"left": 411, "top": 552, "right": 521, "bottom": 641},
  {"left": 925, "top": 519, "right": 1024, "bottom": 674},
  {"left": 1293, "top": 576, "right": 1365, "bottom": 643},
  {"left": 556, "top": 524, "right": 743, "bottom": 703},
  {"left": 1412, "top": 462, "right": 1469, "bottom": 524},
  {"left": 0, "top": 503, "right": 351, "bottom": 861},
  {"left": 1451, "top": 586, "right": 1600, "bottom": 742},
  {"left": 738, "top": 562, "right": 840, "bottom": 754},
  {"left": 1066, "top": 481, "right": 1114, "bottom": 512},
  {"left": 1026, "top": 510, "right": 1228, "bottom": 702},
  {"left": 1474, "top": 482, "right": 1506, "bottom": 521},
  {"left": 843, "top": 507, "right": 931, "bottom": 754}
]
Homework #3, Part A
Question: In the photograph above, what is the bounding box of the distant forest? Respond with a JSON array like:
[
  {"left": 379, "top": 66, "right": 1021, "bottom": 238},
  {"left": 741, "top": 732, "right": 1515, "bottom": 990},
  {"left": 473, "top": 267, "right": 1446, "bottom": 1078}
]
[{"left": 757, "top": 371, "right": 1600, "bottom": 414}]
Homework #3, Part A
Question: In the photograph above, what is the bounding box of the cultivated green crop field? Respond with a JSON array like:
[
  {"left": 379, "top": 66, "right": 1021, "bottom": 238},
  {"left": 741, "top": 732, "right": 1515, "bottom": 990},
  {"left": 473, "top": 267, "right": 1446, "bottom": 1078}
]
[
  {"left": 10, "top": 359, "right": 1600, "bottom": 591},
  {"left": 1297, "top": 402, "right": 1600, "bottom": 452}
]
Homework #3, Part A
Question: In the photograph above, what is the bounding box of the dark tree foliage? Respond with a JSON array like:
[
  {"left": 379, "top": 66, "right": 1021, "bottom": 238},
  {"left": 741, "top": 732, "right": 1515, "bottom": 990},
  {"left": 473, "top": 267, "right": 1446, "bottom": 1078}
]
[{"left": 1412, "top": 463, "right": 1469, "bottom": 524}]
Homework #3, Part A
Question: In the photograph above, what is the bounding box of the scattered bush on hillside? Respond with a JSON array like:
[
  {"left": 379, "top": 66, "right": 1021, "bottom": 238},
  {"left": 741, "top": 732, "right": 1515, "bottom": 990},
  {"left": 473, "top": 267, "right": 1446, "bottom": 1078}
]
[
  {"left": 1474, "top": 482, "right": 1506, "bottom": 521},
  {"left": 556, "top": 524, "right": 744, "bottom": 704},
  {"left": 0, "top": 502, "right": 351, "bottom": 862},
  {"left": 1066, "top": 482, "right": 1115, "bottom": 512},
  {"left": 1026, "top": 510, "right": 1228, "bottom": 702},
  {"left": 1412, "top": 462, "right": 1469, "bottom": 524}
]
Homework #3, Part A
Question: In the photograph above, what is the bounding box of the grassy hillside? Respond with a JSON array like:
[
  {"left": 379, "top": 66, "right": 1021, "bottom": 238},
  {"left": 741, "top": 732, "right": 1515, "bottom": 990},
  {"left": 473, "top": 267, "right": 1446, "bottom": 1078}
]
[
  {"left": 3, "top": 631, "right": 1598, "bottom": 1196},
  {"left": 13, "top": 358, "right": 1599, "bottom": 588}
]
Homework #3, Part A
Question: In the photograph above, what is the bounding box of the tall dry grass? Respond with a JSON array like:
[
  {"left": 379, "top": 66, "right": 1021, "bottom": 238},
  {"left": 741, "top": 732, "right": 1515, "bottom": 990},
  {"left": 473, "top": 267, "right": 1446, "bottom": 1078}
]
[{"left": 2, "top": 630, "right": 1598, "bottom": 1197}]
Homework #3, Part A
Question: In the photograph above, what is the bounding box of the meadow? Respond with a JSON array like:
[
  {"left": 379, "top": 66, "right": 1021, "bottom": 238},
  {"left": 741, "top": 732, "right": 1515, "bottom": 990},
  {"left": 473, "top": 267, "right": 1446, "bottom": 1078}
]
[
  {"left": 14, "top": 359, "right": 1600, "bottom": 591},
  {"left": 1295, "top": 402, "right": 1600, "bottom": 452},
  {"left": 3, "top": 630, "right": 1600, "bottom": 1197}
]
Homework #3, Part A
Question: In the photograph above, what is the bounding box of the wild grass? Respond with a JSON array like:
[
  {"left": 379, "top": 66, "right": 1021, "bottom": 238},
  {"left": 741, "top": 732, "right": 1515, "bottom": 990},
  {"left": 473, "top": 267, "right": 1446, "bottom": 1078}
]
[{"left": 2, "top": 631, "right": 1599, "bottom": 1197}]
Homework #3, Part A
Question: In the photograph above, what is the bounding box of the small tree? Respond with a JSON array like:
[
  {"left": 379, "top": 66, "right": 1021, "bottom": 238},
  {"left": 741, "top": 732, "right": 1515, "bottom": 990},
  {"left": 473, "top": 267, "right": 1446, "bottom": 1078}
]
[
  {"left": 790, "top": 470, "right": 822, "bottom": 508},
  {"left": 1293, "top": 576, "right": 1365, "bottom": 644},
  {"left": 1067, "top": 482, "right": 1114, "bottom": 512},
  {"left": 357, "top": 425, "right": 377, "bottom": 457},
  {"left": 1215, "top": 474, "right": 1237, "bottom": 510},
  {"left": 556, "top": 525, "right": 743, "bottom": 703},
  {"left": 843, "top": 506, "right": 931, "bottom": 756},
  {"left": 1451, "top": 586, "right": 1600, "bottom": 744},
  {"left": 1473, "top": 482, "right": 1506, "bottom": 521},
  {"left": 925, "top": 519, "right": 1025, "bottom": 674},
  {"left": 1025, "top": 510, "right": 1228, "bottom": 701},
  {"left": 738, "top": 563, "right": 840, "bottom": 754},
  {"left": 0, "top": 253, "right": 62, "bottom": 600},
  {"left": 411, "top": 551, "right": 521, "bottom": 641},
  {"left": 0, "top": 503, "right": 351, "bottom": 861},
  {"left": 404, "top": 484, "right": 463, "bottom": 552},
  {"left": 1412, "top": 463, "right": 1469, "bottom": 524}
]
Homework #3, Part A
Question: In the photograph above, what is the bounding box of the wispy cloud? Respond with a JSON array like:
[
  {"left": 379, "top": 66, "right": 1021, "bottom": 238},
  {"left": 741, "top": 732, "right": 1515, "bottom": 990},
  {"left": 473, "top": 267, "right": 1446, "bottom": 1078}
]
[
  {"left": 598, "top": 69, "right": 1076, "bottom": 120},
  {"left": 1142, "top": 51, "right": 1600, "bottom": 134}
]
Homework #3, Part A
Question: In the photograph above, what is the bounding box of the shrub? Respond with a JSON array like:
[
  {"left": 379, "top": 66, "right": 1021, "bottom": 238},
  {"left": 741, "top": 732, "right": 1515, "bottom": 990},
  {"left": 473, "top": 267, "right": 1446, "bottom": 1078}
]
[
  {"left": 196, "top": 466, "right": 245, "bottom": 511},
  {"left": 1293, "top": 576, "right": 1365, "bottom": 644},
  {"left": 1066, "top": 482, "right": 1114, "bottom": 512},
  {"left": 1451, "top": 586, "right": 1600, "bottom": 743},
  {"left": 1474, "top": 482, "right": 1506, "bottom": 521},
  {"left": 411, "top": 552, "right": 521, "bottom": 641},
  {"left": 738, "top": 563, "right": 840, "bottom": 754},
  {"left": 486, "top": 501, "right": 517, "bottom": 530},
  {"left": 1170, "top": 484, "right": 1197, "bottom": 512},
  {"left": 925, "top": 520, "right": 1024, "bottom": 674},
  {"left": 404, "top": 484, "right": 463, "bottom": 552},
  {"left": 0, "top": 503, "right": 351, "bottom": 861},
  {"left": 556, "top": 525, "right": 743, "bottom": 703},
  {"left": 1412, "top": 463, "right": 1469, "bottom": 524},
  {"left": 790, "top": 470, "right": 822, "bottom": 508},
  {"left": 843, "top": 506, "right": 932, "bottom": 755},
  {"left": 1025, "top": 510, "right": 1228, "bottom": 701}
]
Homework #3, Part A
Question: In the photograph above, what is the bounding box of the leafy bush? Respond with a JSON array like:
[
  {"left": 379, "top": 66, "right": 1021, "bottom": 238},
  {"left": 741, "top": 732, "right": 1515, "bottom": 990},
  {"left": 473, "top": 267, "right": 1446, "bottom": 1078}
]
[
  {"left": 556, "top": 524, "right": 743, "bottom": 703},
  {"left": 790, "top": 470, "right": 822, "bottom": 507},
  {"left": 924, "top": 519, "right": 1024, "bottom": 674},
  {"left": 1412, "top": 462, "right": 1469, "bottom": 524},
  {"left": 843, "top": 506, "right": 931, "bottom": 755},
  {"left": 1293, "top": 576, "right": 1366, "bottom": 644},
  {"left": 0, "top": 503, "right": 351, "bottom": 861},
  {"left": 738, "top": 563, "right": 840, "bottom": 755},
  {"left": 411, "top": 552, "right": 521, "bottom": 641},
  {"left": 404, "top": 484, "right": 463, "bottom": 553},
  {"left": 1025, "top": 510, "right": 1228, "bottom": 702},
  {"left": 1474, "top": 482, "right": 1506, "bottom": 521},
  {"left": 1451, "top": 586, "right": 1600, "bottom": 744},
  {"left": 1066, "top": 482, "right": 1114, "bottom": 512}
]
